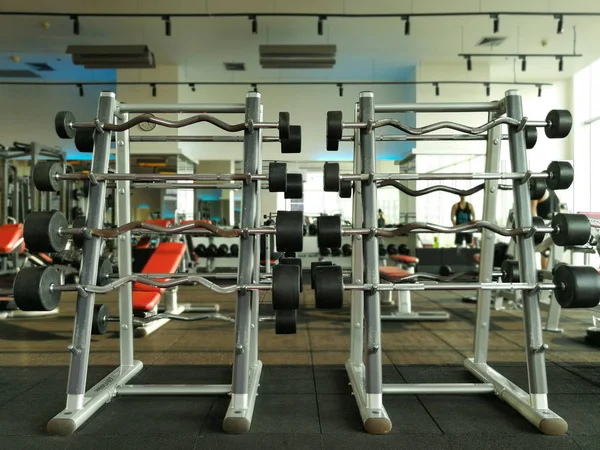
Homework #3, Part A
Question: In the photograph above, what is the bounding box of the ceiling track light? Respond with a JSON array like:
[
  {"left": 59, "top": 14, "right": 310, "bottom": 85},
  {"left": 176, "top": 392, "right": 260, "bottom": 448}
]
[
  {"left": 77, "top": 83, "right": 84, "bottom": 97},
  {"left": 403, "top": 16, "right": 410, "bottom": 36},
  {"left": 318, "top": 16, "right": 326, "bottom": 36},
  {"left": 189, "top": 83, "right": 196, "bottom": 92},
  {"left": 151, "top": 83, "right": 156, "bottom": 97},
  {"left": 466, "top": 56, "right": 472, "bottom": 71},
  {"left": 521, "top": 57, "right": 527, "bottom": 72},
  {"left": 491, "top": 14, "right": 499, "bottom": 33},
  {"left": 70, "top": 15, "right": 80, "bottom": 35},
  {"left": 162, "top": 16, "right": 171, "bottom": 36},
  {"left": 337, "top": 83, "right": 343, "bottom": 97},
  {"left": 249, "top": 15, "right": 257, "bottom": 34},
  {"left": 485, "top": 83, "right": 490, "bottom": 97},
  {"left": 555, "top": 14, "right": 564, "bottom": 34},
  {"left": 557, "top": 56, "right": 564, "bottom": 71},
  {"left": 434, "top": 82, "right": 440, "bottom": 97},
  {"left": 537, "top": 84, "right": 542, "bottom": 97}
]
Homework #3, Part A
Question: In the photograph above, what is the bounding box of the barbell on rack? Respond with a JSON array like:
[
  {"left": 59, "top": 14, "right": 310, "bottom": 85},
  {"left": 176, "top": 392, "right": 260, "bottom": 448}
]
[
  {"left": 12, "top": 262, "right": 302, "bottom": 315},
  {"left": 323, "top": 160, "right": 574, "bottom": 194},
  {"left": 316, "top": 213, "right": 591, "bottom": 249},
  {"left": 313, "top": 264, "right": 600, "bottom": 310},
  {"left": 325, "top": 109, "right": 572, "bottom": 151},
  {"left": 32, "top": 161, "right": 296, "bottom": 195},
  {"left": 23, "top": 209, "right": 304, "bottom": 254}
]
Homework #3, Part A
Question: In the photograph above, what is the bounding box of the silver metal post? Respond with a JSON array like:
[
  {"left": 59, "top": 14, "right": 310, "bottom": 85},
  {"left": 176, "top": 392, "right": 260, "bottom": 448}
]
[
  {"left": 48, "top": 92, "right": 116, "bottom": 435},
  {"left": 505, "top": 90, "right": 549, "bottom": 410},
  {"left": 349, "top": 102, "right": 364, "bottom": 365},
  {"left": 473, "top": 113, "right": 502, "bottom": 363},
  {"left": 223, "top": 92, "right": 262, "bottom": 434},
  {"left": 116, "top": 113, "right": 135, "bottom": 367}
]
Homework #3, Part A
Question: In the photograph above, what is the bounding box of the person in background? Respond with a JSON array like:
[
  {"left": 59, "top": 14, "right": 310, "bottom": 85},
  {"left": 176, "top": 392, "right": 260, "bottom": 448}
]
[
  {"left": 451, "top": 195, "right": 476, "bottom": 247},
  {"left": 531, "top": 189, "right": 561, "bottom": 269},
  {"left": 377, "top": 209, "right": 386, "bottom": 228}
]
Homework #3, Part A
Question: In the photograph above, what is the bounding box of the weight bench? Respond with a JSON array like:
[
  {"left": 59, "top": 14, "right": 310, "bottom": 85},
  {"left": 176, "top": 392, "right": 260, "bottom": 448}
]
[
  {"left": 379, "top": 261, "right": 449, "bottom": 321},
  {"left": 132, "top": 241, "right": 218, "bottom": 337},
  {"left": 0, "top": 224, "right": 59, "bottom": 319}
]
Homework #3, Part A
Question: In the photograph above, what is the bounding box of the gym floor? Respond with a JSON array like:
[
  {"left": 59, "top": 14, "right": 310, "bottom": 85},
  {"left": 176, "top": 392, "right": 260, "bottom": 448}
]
[{"left": 1, "top": 280, "right": 599, "bottom": 449}]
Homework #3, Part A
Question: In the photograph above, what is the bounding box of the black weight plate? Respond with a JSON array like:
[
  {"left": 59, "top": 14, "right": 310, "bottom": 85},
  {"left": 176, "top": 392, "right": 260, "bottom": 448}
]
[
  {"left": 275, "top": 309, "right": 297, "bottom": 335},
  {"left": 272, "top": 264, "right": 300, "bottom": 310},
  {"left": 281, "top": 125, "right": 301, "bottom": 154},
  {"left": 217, "top": 244, "right": 229, "bottom": 257},
  {"left": 33, "top": 161, "right": 62, "bottom": 192},
  {"left": 276, "top": 210, "right": 303, "bottom": 253},
  {"left": 585, "top": 328, "right": 600, "bottom": 347},
  {"left": 545, "top": 109, "right": 573, "bottom": 139},
  {"left": 339, "top": 180, "right": 352, "bottom": 198},
  {"left": 398, "top": 244, "right": 410, "bottom": 255},
  {"left": 524, "top": 126, "right": 538, "bottom": 149},
  {"left": 268, "top": 162, "right": 287, "bottom": 192},
  {"left": 55, "top": 111, "right": 76, "bottom": 139},
  {"left": 278, "top": 112, "right": 291, "bottom": 140},
  {"left": 439, "top": 265, "right": 453, "bottom": 277},
  {"left": 326, "top": 111, "right": 343, "bottom": 140},
  {"left": 97, "top": 257, "right": 113, "bottom": 286},
  {"left": 554, "top": 265, "right": 600, "bottom": 308},
  {"left": 13, "top": 266, "right": 61, "bottom": 312},
  {"left": 551, "top": 213, "right": 591, "bottom": 247},
  {"left": 24, "top": 211, "right": 69, "bottom": 253},
  {"left": 532, "top": 216, "right": 546, "bottom": 246},
  {"left": 501, "top": 259, "right": 520, "bottom": 283},
  {"left": 229, "top": 243, "right": 239, "bottom": 257},
  {"left": 92, "top": 304, "right": 109, "bottom": 335},
  {"left": 387, "top": 244, "right": 398, "bottom": 255},
  {"left": 319, "top": 247, "right": 331, "bottom": 257},
  {"left": 72, "top": 216, "right": 86, "bottom": 248},
  {"left": 331, "top": 247, "right": 342, "bottom": 257},
  {"left": 279, "top": 257, "right": 303, "bottom": 292},
  {"left": 311, "top": 261, "right": 333, "bottom": 289},
  {"left": 317, "top": 215, "right": 342, "bottom": 249},
  {"left": 308, "top": 223, "right": 318, "bottom": 236},
  {"left": 529, "top": 178, "right": 546, "bottom": 201},
  {"left": 315, "top": 265, "right": 344, "bottom": 309},
  {"left": 284, "top": 173, "right": 303, "bottom": 199},
  {"left": 546, "top": 161, "right": 574, "bottom": 191},
  {"left": 327, "top": 138, "right": 339, "bottom": 151},
  {"left": 75, "top": 128, "right": 95, "bottom": 153},
  {"left": 206, "top": 244, "right": 218, "bottom": 257},
  {"left": 341, "top": 244, "right": 352, "bottom": 256},
  {"left": 323, "top": 162, "right": 340, "bottom": 192},
  {"left": 378, "top": 244, "right": 386, "bottom": 256}
]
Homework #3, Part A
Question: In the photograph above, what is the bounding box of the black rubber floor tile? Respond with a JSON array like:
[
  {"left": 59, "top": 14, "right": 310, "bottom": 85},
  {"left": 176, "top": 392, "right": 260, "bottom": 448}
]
[
  {"left": 317, "top": 394, "right": 441, "bottom": 435},
  {"left": 314, "top": 365, "right": 402, "bottom": 394},
  {"left": 418, "top": 395, "right": 540, "bottom": 434},
  {"left": 572, "top": 435, "right": 600, "bottom": 449},
  {"left": 0, "top": 392, "right": 68, "bottom": 436},
  {"left": 497, "top": 365, "right": 600, "bottom": 394},
  {"left": 398, "top": 365, "right": 479, "bottom": 384},
  {"left": 68, "top": 433, "right": 198, "bottom": 449},
  {"left": 26, "top": 366, "right": 117, "bottom": 396},
  {"left": 77, "top": 396, "right": 216, "bottom": 435},
  {"left": 553, "top": 364, "right": 600, "bottom": 388},
  {"left": 0, "top": 435, "right": 71, "bottom": 450},
  {"left": 322, "top": 433, "right": 451, "bottom": 450},
  {"left": 196, "top": 433, "right": 322, "bottom": 450},
  {"left": 202, "top": 394, "right": 320, "bottom": 434},
  {"left": 546, "top": 394, "right": 600, "bottom": 435},
  {"left": 0, "top": 366, "right": 63, "bottom": 404},
  {"left": 257, "top": 365, "right": 315, "bottom": 394},
  {"left": 133, "top": 364, "right": 231, "bottom": 385},
  {"left": 448, "top": 433, "right": 580, "bottom": 450}
]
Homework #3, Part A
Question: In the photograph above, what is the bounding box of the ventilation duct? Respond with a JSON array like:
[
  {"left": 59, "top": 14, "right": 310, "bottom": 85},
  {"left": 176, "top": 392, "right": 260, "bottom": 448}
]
[
  {"left": 66, "top": 45, "right": 156, "bottom": 69},
  {"left": 259, "top": 45, "right": 336, "bottom": 69}
]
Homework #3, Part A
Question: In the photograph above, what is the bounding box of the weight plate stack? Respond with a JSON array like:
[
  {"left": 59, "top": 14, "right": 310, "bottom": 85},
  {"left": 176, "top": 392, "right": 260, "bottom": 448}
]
[
  {"left": 314, "top": 264, "right": 344, "bottom": 309},
  {"left": 272, "top": 264, "right": 300, "bottom": 310},
  {"left": 13, "top": 266, "right": 62, "bottom": 312},
  {"left": 268, "top": 162, "right": 287, "bottom": 192},
  {"left": 276, "top": 210, "right": 304, "bottom": 253},
  {"left": 24, "top": 211, "right": 69, "bottom": 253},
  {"left": 311, "top": 261, "right": 333, "bottom": 289},
  {"left": 275, "top": 310, "right": 297, "bottom": 334},
  {"left": 284, "top": 173, "right": 303, "bottom": 199},
  {"left": 317, "top": 215, "right": 342, "bottom": 249},
  {"left": 553, "top": 265, "right": 600, "bottom": 309},
  {"left": 33, "top": 161, "right": 62, "bottom": 192}
]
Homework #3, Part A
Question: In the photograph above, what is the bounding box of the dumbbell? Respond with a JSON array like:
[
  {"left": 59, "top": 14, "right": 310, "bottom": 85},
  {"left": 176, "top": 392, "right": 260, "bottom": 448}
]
[
  {"left": 398, "top": 244, "right": 410, "bottom": 255},
  {"left": 308, "top": 224, "right": 318, "bottom": 236},
  {"left": 341, "top": 244, "right": 352, "bottom": 257},
  {"left": 378, "top": 244, "right": 387, "bottom": 257},
  {"left": 206, "top": 244, "right": 218, "bottom": 257},
  {"left": 319, "top": 247, "right": 331, "bottom": 257},
  {"left": 387, "top": 244, "right": 398, "bottom": 255},
  {"left": 194, "top": 244, "right": 207, "bottom": 257},
  {"left": 230, "top": 244, "right": 239, "bottom": 257},
  {"left": 439, "top": 265, "right": 454, "bottom": 277},
  {"left": 217, "top": 244, "right": 229, "bottom": 257},
  {"left": 331, "top": 247, "right": 342, "bottom": 257}
]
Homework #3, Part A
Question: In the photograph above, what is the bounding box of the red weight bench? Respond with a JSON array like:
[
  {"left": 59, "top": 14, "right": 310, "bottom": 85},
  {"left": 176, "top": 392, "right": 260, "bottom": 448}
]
[
  {"left": 379, "top": 263, "right": 449, "bottom": 322},
  {"left": 389, "top": 254, "right": 419, "bottom": 274},
  {"left": 0, "top": 224, "right": 24, "bottom": 254}
]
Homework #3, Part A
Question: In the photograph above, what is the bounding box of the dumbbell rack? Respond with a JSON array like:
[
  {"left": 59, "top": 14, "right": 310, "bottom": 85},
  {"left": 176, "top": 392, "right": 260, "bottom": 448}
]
[
  {"left": 46, "top": 92, "right": 274, "bottom": 436},
  {"left": 346, "top": 91, "right": 569, "bottom": 435}
]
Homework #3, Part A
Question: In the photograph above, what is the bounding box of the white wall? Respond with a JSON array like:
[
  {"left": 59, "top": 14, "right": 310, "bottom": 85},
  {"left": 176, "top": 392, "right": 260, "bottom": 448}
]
[{"left": 414, "top": 63, "right": 572, "bottom": 244}]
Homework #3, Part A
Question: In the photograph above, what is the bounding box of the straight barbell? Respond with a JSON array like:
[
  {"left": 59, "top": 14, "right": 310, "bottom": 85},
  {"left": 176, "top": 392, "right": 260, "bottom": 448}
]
[
  {"left": 325, "top": 109, "right": 572, "bottom": 150},
  {"left": 313, "top": 264, "right": 600, "bottom": 310},
  {"left": 316, "top": 214, "right": 591, "bottom": 249}
]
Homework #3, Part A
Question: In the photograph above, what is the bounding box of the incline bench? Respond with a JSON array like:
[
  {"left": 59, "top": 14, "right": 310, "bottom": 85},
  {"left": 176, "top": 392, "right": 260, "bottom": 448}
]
[{"left": 379, "top": 254, "right": 449, "bottom": 321}]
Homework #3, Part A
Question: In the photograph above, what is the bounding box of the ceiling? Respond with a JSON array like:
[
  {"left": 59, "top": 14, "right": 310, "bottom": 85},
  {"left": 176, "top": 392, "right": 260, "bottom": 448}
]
[{"left": 0, "top": 0, "right": 599, "bottom": 83}]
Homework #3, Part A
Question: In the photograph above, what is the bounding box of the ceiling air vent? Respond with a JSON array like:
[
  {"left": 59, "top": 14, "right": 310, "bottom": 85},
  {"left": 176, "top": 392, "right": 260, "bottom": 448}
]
[
  {"left": 66, "top": 45, "right": 156, "bottom": 69},
  {"left": 477, "top": 36, "right": 506, "bottom": 47},
  {"left": 259, "top": 45, "right": 336, "bottom": 69},
  {"left": 224, "top": 62, "right": 246, "bottom": 71},
  {"left": 0, "top": 70, "right": 40, "bottom": 78},
  {"left": 26, "top": 62, "right": 54, "bottom": 71}
]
